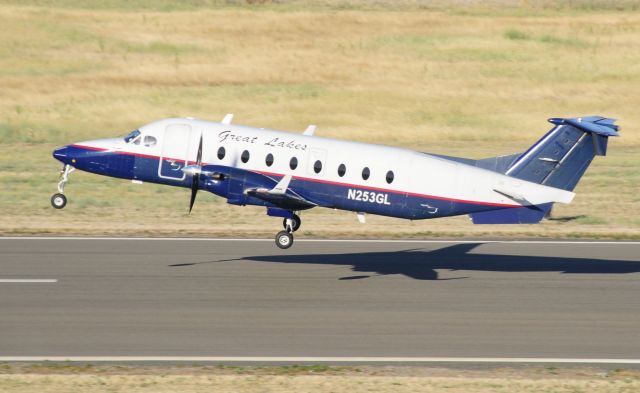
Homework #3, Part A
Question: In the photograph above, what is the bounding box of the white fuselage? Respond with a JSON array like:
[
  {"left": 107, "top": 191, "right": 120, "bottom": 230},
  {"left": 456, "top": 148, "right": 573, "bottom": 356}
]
[{"left": 65, "top": 118, "right": 574, "bottom": 219}]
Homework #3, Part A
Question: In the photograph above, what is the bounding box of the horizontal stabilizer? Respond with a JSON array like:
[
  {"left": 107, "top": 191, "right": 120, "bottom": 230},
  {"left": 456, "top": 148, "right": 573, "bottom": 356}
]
[
  {"left": 548, "top": 116, "right": 620, "bottom": 137},
  {"left": 491, "top": 179, "right": 575, "bottom": 206}
]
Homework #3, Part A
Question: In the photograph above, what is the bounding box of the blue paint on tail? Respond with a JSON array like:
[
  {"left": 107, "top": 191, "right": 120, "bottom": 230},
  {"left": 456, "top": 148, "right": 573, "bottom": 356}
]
[
  {"left": 468, "top": 116, "right": 619, "bottom": 224},
  {"left": 505, "top": 116, "right": 619, "bottom": 191}
]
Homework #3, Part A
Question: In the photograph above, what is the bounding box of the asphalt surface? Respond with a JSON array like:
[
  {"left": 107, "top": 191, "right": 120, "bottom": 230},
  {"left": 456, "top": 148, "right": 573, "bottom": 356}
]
[{"left": 1, "top": 238, "right": 639, "bottom": 360}]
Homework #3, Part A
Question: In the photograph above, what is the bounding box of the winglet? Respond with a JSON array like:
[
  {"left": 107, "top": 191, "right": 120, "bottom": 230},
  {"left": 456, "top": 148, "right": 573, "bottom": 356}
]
[
  {"left": 303, "top": 125, "right": 316, "bottom": 136},
  {"left": 269, "top": 174, "right": 292, "bottom": 195},
  {"left": 222, "top": 113, "right": 234, "bottom": 125}
]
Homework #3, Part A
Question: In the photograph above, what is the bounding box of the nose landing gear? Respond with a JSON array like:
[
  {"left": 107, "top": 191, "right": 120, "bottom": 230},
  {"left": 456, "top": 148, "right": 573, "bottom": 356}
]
[
  {"left": 275, "top": 213, "right": 301, "bottom": 249},
  {"left": 51, "top": 193, "right": 67, "bottom": 209},
  {"left": 51, "top": 164, "right": 74, "bottom": 209}
]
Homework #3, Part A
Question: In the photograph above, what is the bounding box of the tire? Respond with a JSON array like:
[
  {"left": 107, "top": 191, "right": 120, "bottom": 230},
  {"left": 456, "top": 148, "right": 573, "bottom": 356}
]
[
  {"left": 275, "top": 231, "right": 294, "bottom": 249},
  {"left": 282, "top": 214, "right": 301, "bottom": 232},
  {"left": 51, "top": 193, "right": 67, "bottom": 209}
]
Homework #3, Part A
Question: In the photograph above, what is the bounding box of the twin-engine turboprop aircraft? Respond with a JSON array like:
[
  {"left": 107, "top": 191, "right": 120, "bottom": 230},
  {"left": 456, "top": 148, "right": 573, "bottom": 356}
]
[{"left": 51, "top": 115, "right": 619, "bottom": 249}]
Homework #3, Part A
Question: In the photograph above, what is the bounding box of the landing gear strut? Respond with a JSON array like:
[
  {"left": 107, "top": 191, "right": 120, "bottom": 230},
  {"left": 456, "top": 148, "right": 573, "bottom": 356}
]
[
  {"left": 51, "top": 164, "right": 74, "bottom": 209},
  {"left": 275, "top": 213, "right": 301, "bottom": 249}
]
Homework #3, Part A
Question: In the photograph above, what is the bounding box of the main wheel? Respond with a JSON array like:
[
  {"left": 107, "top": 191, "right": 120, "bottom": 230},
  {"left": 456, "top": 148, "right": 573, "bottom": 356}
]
[
  {"left": 51, "top": 193, "right": 67, "bottom": 209},
  {"left": 282, "top": 214, "right": 301, "bottom": 232},
  {"left": 275, "top": 230, "right": 294, "bottom": 249}
]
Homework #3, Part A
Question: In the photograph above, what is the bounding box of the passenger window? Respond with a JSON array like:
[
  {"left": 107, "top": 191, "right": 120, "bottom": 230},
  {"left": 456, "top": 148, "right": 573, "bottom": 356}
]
[
  {"left": 386, "top": 170, "right": 394, "bottom": 184},
  {"left": 289, "top": 157, "right": 298, "bottom": 170},
  {"left": 241, "top": 150, "right": 250, "bottom": 163},
  {"left": 217, "top": 146, "right": 226, "bottom": 160},
  {"left": 265, "top": 153, "right": 274, "bottom": 167},
  {"left": 143, "top": 135, "right": 157, "bottom": 147},
  {"left": 362, "top": 167, "right": 370, "bottom": 180},
  {"left": 338, "top": 164, "right": 346, "bottom": 177},
  {"left": 313, "top": 160, "right": 322, "bottom": 174}
]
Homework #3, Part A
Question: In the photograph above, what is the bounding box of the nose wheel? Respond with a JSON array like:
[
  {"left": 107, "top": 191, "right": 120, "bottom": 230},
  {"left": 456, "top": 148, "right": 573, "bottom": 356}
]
[
  {"left": 275, "top": 213, "right": 301, "bottom": 249},
  {"left": 51, "top": 164, "right": 74, "bottom": 209},
  {"left": 51, "top": 193, "right": 67, "bottom": 209}
]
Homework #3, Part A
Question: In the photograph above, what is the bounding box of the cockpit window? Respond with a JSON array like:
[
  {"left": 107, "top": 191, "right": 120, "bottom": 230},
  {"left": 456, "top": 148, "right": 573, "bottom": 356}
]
[
  {"left": 143, "top": 135, "right": 157, "bottom": 147},
  {"left": 124, "top": 130, "right": 141, "bottom": 143}
]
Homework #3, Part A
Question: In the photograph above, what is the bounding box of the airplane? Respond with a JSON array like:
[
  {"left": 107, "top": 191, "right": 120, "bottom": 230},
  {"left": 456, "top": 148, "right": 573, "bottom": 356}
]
[{"left": 51, "top": 115, "right": 619, "bottom": 249}]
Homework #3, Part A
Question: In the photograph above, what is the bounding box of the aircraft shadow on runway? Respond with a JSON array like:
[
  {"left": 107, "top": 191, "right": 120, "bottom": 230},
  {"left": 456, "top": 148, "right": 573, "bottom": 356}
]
[{"left": 171, "top": 243, "right": 640, "bottom": 281}]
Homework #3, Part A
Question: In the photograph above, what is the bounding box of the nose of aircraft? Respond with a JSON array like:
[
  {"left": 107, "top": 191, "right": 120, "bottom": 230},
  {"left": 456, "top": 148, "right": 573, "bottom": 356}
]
[{"left": 52, "top": 145, "right": 72, "bottom": 164}]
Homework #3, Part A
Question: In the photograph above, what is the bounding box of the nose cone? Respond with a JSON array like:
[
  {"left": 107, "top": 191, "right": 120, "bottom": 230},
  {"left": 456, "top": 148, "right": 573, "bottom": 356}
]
[{"left": 52, "top": 145, "right": 72, "bottom": 164}]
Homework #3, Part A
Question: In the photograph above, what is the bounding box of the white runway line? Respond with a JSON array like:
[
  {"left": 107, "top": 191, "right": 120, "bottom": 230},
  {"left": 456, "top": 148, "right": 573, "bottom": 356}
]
[
  {"left": 1, "top": 237, "right": 639, "bottom": 245},
  {"left": 0, "top": 357, "right": 639, "bottom": 364},
  {"left": 0, "top": 279, "right": 57, "bottom": 283}
]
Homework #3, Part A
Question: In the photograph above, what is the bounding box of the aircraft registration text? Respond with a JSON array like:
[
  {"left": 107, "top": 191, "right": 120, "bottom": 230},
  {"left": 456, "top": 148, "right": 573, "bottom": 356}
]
[{"left": 347, "top": 189, "right": 391, "bottom": 205}]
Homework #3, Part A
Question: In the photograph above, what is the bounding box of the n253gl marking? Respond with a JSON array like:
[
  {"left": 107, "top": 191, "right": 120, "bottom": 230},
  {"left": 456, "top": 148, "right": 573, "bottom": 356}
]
[{"left": 347, "top": 189, "right": 391, "bottom": 205}]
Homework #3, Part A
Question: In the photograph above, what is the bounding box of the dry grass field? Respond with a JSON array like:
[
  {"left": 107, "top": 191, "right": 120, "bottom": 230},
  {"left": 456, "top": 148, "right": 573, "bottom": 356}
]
[
  {"left": 0, "top": 1, "right": 639, "bottom": 238},
  {"left": 1, "top": 363, "right": 639, "bottom": 393}
]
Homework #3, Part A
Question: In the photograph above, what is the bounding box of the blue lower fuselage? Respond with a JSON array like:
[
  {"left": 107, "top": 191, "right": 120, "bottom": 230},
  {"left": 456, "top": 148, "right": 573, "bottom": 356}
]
[{"left": 53, "top": 144, "right": 512, "bottom": 220}]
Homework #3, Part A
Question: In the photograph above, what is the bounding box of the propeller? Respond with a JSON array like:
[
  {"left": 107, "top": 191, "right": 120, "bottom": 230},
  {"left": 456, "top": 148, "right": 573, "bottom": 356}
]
[{"left": 188, "top": 133, "right": 203, "bottom": 213}]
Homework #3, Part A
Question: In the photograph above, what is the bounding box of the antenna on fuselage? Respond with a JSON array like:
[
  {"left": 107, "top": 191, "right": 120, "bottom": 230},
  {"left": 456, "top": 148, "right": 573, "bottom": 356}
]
[
  {"left": 222, "top": 113, "right": 234, "bottom": 125},
  {"left": 303, "top": 124, "right": 316, "bottom": 136}
]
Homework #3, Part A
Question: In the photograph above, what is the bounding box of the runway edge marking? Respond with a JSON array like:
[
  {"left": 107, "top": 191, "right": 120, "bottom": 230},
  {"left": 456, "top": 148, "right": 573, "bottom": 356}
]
[
  {"left": 1, "top": 357, "right": 639, "bottom": 364},
  {"left": 1, "top": 237, "right": 640, "bottom": 245},
  {"left": 0, "top": 279, "right": 57, "bottom": 283}
]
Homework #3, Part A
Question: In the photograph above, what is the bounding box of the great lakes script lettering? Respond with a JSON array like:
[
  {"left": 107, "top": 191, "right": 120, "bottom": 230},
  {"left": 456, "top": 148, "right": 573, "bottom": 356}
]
[{"left": 218, "top": 130, "right": 307, "bottom": 151}]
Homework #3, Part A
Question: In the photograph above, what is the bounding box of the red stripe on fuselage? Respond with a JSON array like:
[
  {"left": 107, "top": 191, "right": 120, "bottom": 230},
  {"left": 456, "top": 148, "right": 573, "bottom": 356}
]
[
  {"left": 254, "top": 169, "right": 518, "bottom": 208},
  {"left": 70, "top": 144, "right": 520, "bottom": 208}
]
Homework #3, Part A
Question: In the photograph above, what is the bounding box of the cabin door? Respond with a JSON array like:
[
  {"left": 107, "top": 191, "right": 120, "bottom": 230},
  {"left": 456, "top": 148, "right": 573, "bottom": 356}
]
[{"left": 158, "top": 123, "right": 192, "bottom": 180}]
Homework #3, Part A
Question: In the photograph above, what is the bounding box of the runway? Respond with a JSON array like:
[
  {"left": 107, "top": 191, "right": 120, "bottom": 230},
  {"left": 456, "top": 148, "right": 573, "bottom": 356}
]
[{"left": 1, "top": 238, "right": 639, "bottom": 363}]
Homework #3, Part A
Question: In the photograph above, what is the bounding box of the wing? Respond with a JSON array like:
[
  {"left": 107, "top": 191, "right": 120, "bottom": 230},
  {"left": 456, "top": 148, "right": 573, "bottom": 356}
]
[
  {"left": 200, "top": 165, "right": 316, "bottom": 210},
  {"left": 245, "top": 174, "right": 316, "bottom": 210}
]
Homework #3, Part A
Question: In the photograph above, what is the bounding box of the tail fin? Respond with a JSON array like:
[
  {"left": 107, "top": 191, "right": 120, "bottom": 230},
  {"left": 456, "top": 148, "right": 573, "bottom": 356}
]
[
  {"left": 469, "top": 116, "right": 619, "bottom": 224},
  {"left": 503, "top": 116, "right": 619, "bottom": 191}
]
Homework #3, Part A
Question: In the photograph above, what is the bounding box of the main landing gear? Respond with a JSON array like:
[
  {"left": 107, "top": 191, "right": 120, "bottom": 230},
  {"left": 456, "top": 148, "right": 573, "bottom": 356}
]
[
  {"left": 51, "top": 164, "right": 74, "bottom": 209},
  {"left": 275, "top": 213, "right": 301, "bottom": 249}
]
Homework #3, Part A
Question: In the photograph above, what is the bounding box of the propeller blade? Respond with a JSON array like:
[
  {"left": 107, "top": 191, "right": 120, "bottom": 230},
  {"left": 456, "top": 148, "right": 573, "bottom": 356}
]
[
  {"left": 188, "top": 133, "right": 203, "bottom": 213},
  {"left": 189, "top": 172, "right": 199, "bottom": 213},
  {"left": 196, "top": 133, "right": 203, "bottom": 166}
]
